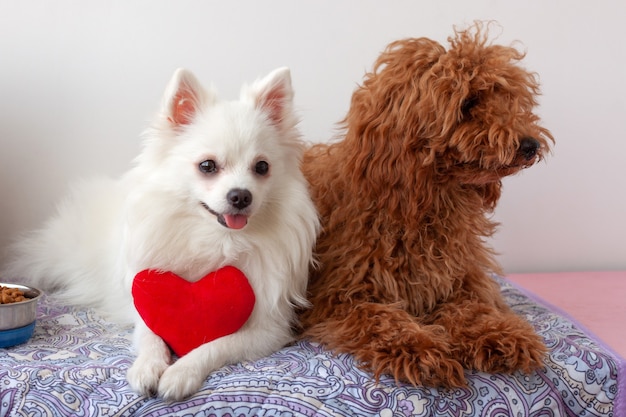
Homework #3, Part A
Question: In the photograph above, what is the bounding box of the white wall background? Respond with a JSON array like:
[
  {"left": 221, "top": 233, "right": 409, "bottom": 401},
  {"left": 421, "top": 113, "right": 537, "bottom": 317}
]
[{"left": 1, "top": 1, "right": 624, "bottom": 274}]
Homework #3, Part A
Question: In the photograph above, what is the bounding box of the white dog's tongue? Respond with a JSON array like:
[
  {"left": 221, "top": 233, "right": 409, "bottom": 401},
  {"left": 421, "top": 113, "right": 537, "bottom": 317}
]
[{"left": 224, "top": 214, "right": 248, "bottom": 230}]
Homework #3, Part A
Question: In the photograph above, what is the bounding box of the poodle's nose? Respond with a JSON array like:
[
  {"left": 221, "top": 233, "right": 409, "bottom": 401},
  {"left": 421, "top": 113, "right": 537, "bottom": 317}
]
[
  {"left": 519, "top": 137, "right": 540, "bottom": 161},
  {"left": 227, "top": 188, "right": 253, "bottom": 210}
]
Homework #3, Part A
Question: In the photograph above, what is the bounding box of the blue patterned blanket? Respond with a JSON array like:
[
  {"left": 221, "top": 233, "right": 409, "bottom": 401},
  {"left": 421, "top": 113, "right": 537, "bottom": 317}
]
[{"left": 0, "top": 276, "right": 624, "bottom": 416}]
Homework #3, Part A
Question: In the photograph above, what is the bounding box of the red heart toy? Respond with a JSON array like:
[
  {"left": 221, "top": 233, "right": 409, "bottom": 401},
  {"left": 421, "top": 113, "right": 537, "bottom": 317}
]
[{"left": 132, "top": 266, "right": 255, "bottom": 357}]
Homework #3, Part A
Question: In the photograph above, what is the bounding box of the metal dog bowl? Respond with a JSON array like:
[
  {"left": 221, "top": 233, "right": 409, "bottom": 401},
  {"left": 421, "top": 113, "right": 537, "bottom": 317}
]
[{"left": 0, "top": 283, "right": 42, "bottom": 348}]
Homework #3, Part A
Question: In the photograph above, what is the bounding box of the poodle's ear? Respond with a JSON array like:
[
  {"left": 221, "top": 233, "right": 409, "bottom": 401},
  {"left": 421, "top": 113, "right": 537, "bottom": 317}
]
[
  {"left": 161, "top": 68, "right": 212, "bottom": 126},
  {"left": 243, "top": 67, "right": 294, "bottom": 127}
]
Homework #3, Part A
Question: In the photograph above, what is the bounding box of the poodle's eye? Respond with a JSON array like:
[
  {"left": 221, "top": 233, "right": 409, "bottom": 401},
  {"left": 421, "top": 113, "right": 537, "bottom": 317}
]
[
  {"left": 461, "top": 96, "right": 479, "bottom": 118},
  {"left": 199, "top": 160, "right": 218, "bottom": 174},
  {"left": 254, "top": 160, "right": 270, "bottom": 176}
]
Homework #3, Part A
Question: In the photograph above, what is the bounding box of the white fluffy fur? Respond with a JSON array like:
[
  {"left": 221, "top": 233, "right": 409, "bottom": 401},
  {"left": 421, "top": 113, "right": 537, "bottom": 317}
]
[{"left": 3, "top": 67, "right": 319, "bottom": 400}]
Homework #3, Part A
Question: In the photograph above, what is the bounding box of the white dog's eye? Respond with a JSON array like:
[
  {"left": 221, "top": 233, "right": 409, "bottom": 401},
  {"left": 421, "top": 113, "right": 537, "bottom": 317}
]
[
  {"left": 199, "top": 160, "right": 218, "bottom": 174},
  {"left": 254, "top": 160, "right": 270, "bottom": 176}
]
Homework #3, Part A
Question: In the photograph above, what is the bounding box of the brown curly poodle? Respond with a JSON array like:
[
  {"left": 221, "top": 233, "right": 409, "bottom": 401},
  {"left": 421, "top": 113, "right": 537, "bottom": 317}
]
[{"left": 300, "top": 23, "right": 554, "bottom": 387}]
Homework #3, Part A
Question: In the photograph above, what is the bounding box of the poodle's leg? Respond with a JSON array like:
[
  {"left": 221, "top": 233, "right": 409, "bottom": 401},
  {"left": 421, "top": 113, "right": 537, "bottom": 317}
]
[
  {"left": 428, "top": 295, "right": 547, "bottom": 374},
  {"left": 304, "top": 302, "right": 466, "bottom": 387}
]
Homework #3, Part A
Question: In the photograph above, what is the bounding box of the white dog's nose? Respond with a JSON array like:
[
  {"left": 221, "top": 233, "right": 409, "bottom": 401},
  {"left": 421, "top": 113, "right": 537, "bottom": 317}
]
[{"left": 227, "top": 188, "right": 253, "bottom": 210}]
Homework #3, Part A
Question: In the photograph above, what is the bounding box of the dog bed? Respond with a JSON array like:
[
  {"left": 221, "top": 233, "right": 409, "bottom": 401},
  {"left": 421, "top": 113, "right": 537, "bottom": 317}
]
[{"left": 0, "top": 275, "right": 623, "bottom": 416}]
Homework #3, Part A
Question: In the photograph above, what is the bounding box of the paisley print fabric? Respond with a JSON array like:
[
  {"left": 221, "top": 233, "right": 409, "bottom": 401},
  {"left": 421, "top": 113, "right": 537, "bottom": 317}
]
[{"left": 0, "top": 276, "right": 623, "bottom": 416}]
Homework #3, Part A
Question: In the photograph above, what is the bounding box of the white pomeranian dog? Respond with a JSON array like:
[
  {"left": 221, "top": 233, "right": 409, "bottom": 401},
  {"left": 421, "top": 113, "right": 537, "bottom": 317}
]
[{"left": 3, "top": 67, "right": 319, "bottom": 400}]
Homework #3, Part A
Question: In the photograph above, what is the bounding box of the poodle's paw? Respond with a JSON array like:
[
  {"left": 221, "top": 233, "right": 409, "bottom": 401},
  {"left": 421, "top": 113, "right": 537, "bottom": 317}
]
[
  {"left": 469, "top": 322, "right": 547, "bottom": 374},
  {"left": 157, "top": 358, "right": 208, "bottom": 401},
  {"left": 127, "top": 354, "right": 170, "bottom": 397},
  {"left": 396, "top": 345, "right": 466, "bottom": 388},
  {"left": 366, "top": 325, "right": 467, "bottom": 388}
]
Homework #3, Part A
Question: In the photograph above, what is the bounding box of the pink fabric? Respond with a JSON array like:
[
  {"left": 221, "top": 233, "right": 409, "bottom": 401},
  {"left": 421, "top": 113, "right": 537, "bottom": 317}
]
[{"left": 507, "top": 271, "right": 626, "bottom": 359}]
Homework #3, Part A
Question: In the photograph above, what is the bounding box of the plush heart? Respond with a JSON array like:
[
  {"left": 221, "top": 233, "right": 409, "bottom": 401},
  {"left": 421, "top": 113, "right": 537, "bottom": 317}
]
[{"left": 132, "top": 266, "right": 255, "bottom": 357}]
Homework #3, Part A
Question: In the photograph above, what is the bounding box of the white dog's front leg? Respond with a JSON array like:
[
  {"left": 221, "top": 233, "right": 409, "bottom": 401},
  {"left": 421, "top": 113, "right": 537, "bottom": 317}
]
[
  {"left": 157, "top": 325, "right": 284, "bottom": 401},
  {"left": 126, "top": 320, "right": 172, "bottom": 396},
  {"left": 156, "top": 337, "right": 235, "bottom": 401}
]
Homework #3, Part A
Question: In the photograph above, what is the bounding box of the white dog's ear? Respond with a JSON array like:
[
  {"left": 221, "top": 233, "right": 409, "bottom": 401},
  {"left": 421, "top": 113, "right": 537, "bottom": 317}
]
[
  {"left": 245, "top": 67, "right": 294, "bottom": 126},
  {"left": 162, "top": 68, "right": 209, "bottom": 126}
]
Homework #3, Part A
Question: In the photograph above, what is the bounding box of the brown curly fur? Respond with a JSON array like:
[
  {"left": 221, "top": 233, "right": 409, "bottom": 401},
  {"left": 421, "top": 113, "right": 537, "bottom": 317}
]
[{"left": 300, "top": 23, "right": 554, "bottom": 387}]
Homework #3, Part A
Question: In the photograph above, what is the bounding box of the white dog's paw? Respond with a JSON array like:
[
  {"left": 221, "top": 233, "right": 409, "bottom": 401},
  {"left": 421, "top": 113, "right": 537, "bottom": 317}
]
[
  {"left": 127, "top": 354, "right": 170, "bottom": 397},
  {"left": 157, "top": 360, "right": 208, "bottom": 401}
]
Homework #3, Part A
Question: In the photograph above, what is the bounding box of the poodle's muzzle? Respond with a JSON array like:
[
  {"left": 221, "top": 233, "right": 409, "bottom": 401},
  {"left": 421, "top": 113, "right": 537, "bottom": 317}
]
[{"left": 519, "top": 137, "right": 541, "bottom": 162}]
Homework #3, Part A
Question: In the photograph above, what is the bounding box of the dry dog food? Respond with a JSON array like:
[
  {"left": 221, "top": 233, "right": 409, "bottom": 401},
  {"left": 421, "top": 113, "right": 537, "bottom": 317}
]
[{"left": 0, "top": 286, "right": 27, "bottom": 304}]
